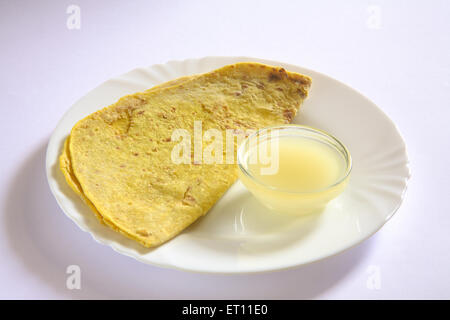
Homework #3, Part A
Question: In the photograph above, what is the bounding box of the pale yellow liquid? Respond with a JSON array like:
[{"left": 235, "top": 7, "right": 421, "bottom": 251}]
[
  {"left": 248, "top": 137, "right": 346, "bottom": 192},
  {"left": 239, "top": 136, "right": 349, "bottom": 214}
]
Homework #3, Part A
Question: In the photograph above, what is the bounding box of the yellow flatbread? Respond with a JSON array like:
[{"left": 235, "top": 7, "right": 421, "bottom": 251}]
[{"left": 60, "top": 62, "right": 311, "bottom": 247}]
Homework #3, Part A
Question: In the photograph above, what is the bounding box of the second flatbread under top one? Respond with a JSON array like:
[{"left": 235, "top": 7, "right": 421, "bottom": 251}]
[{"left": 62, "top": 62, "right": 312, "bottom": 247}]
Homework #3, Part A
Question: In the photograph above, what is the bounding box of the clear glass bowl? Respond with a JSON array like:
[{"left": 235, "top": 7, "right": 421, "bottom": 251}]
[{"left": 237, "top": 125, "right": 352, "bottom": 215}]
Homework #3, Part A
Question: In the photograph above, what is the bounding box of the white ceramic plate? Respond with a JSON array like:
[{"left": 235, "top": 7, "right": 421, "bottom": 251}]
[{"left": 46, "top": 56, "right": 410, "bottom": 273}]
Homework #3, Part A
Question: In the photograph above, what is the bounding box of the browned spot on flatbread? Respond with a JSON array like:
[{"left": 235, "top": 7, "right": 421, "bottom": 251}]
[
  {"left": 283, "top": 109, "right": 295, "bottom": 122},
  {"left": 297, "top": 88, "right": 307, "bottom": 98}
]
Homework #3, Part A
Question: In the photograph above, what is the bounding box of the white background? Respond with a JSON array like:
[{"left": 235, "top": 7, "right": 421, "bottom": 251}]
[{"left": 0, "top": 0, "right": 449, "bottom": 299}]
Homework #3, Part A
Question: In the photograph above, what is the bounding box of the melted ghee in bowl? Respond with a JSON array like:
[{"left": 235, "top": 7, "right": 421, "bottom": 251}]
[{"left": 238, "top": 125, "right": 351, "bottom": 215}]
